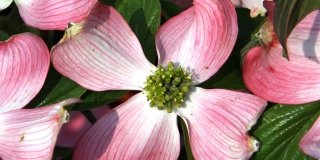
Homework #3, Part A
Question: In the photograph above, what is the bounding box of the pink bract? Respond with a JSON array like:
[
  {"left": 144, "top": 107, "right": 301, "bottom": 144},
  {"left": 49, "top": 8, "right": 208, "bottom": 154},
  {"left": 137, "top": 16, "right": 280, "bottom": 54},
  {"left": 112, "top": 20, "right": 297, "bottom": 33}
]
[
  {"left": 0, "top": 33, "right": 49, "bottom": 113},
  {"left": 243, "top": 10, "right": 320, "bottom": 104},
  {"left": 1, "top": 0, "right": 96, "bottom": 30},
  {"left": 170, "top": 0, "right": 267, "bottom": 17},
  {"left": 300, "top": 116, "right": 320, "bottom": 159},
  {"left": 52, "top": 1, "right": 267, "bottom": 159},
  {"left": 0, "top": 33, "right": 77, "bottom": 159},
  {"left": 242, "top": 2, "right": 320, "bottom": 159}
]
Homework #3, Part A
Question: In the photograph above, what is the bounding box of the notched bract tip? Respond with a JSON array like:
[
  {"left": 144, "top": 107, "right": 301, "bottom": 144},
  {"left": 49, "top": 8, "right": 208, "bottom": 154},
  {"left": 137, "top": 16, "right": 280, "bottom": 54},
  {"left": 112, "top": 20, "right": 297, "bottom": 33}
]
[
  {"left": 57, "top": 21, "right": 85, "bottom": 45},
  {"left": 248, "top": 136, "right": 260, "bottom": 152},
  {"left": 256, "top": 20, "right": 274, "bottom": 48},
  {"left": 57, "top": 98, "right": 82, "bottom": 124}
]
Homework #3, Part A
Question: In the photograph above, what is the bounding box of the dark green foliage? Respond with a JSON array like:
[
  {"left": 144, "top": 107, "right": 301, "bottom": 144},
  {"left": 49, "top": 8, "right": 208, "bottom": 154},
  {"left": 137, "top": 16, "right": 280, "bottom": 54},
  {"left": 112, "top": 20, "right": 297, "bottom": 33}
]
[{"left": 252, "top": 102, "right": 320, "bottom": 160}]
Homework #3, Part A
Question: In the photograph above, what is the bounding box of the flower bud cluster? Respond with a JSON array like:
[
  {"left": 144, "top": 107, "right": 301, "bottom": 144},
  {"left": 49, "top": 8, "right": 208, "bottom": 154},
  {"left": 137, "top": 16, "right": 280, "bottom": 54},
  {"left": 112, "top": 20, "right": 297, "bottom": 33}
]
[{"left": 144, "top": 62, "right": 192, "bottom": 113}]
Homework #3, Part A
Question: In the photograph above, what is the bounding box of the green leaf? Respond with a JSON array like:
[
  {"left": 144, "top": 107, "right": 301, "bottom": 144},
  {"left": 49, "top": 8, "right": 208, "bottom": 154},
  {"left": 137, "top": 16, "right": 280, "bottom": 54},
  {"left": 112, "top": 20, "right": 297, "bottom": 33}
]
[
  {"left": 274, "top": 0, "right": 320, "bottom": 58},
  {"left": 0, "top": 30, "right": 9, "bottom": 41},
  {"left": 52, "top": 146, "right": 73, "bottom": 160},
  {"left": 252, "top": 102, "right": 320, "bottom": 160},
  {"left": 28, "top": 68, "right": 86, "bottom": 107},
  {"left": 160, "top": 0, "right": 182, "bottom": 19},
  {"left": 72, "top": 90, "right": 127, "bottom": 111},
  {"left": 115, "top": 0, "right": 161, "bottom": 64},
  {"left": 100, "top": 0, "right": 116, "bottom": 5}
]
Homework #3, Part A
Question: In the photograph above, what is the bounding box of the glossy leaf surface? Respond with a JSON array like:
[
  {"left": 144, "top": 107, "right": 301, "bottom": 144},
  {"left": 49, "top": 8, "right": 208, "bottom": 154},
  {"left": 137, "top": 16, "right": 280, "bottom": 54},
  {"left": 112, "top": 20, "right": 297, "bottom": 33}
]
[{"left": 252, "top": 102, "right": 320, "bottom": 160}]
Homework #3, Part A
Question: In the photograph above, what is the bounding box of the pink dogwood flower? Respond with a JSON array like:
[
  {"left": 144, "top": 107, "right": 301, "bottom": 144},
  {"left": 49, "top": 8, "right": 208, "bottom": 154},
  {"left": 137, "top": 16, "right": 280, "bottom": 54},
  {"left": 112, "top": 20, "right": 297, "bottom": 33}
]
[
  {"left": 242, "top": 1, "right": 320, "bottom": 159},
  {"left": 0, "top": 33, "right": 78, "bottom": 160},
  {"left": 170, "top": 0, "right": 267, "bottom": 17},
  {"left": 52, "top": 1, "right": 266, "bottom": 159},
  {"left": 0, "top": 0, "right": 96, "bottom": 30}
]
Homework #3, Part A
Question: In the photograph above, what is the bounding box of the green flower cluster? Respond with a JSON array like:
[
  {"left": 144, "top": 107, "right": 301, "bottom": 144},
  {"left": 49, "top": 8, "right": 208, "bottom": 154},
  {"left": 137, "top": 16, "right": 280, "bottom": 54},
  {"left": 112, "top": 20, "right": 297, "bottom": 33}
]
[{"left": 144, "top": 62, "right": 192, "bottom": 113}]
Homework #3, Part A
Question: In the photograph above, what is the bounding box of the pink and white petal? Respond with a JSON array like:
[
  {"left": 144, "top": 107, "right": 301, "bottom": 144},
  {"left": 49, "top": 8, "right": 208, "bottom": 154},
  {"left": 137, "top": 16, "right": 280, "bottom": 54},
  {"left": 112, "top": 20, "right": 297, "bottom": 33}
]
[
  {"left": 243, "top": 43, "right": 320, "bottom": 104},
  {"left": 170, "top": 0, "right": 267, "bottom": 17},
  {"left": 156, "top": 0, "right": 238, "bottom": 84},
  {"left": 243, "top": 9, "right": 320, "bottom": 104},
  {"left": 177, "top": 87, "right": 266, "bottom": 160},
  {"left": 0, "top": 0, "right": 12, "bottom": 11},
  {"left": 52, "top": 3, "right": 155, "bottom": 91},
  {"left": 14, "top": 0, "right": 96, "bottom": 30},
  {"left": 74, "top": 93, "right": 180, "bottom": 160},
  {"left": 300, "top": 116, "right": 320, "bottom": 159},
  {"left": 57, "top": 111, "right": 92, "bottom": 148},
  {"left": 0, "top": 99, "right": 78, "bottom": 160},
  {"left": 0, "top": 33, "right": 50, "bottom": 113},
  {"left": 287, "top": 10, "right": 320, "bottom": 61},
  {"left": 231, "top": 0, "right": 266, "bottom": 17}
]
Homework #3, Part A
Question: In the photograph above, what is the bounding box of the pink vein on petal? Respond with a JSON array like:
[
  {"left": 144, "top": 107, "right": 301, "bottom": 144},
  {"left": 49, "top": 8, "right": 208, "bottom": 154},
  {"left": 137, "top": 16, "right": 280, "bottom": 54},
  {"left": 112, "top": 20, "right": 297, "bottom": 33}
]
[
  {"left": 287, "top": 10, "right": 320, "bottom": 61},
  {"left": 243, "top": 11, "right": 320, "bottom": 104},
  {"left": 74, "top": 93, "right": 180, "bottom": 160},
  {"left": 14, "top": 0, "right": 97, "bottom": 30},
  {"left": 0, "top": 33, "right": 50, "bottom": 113},
  {"left": 52, "top": 3, "right": 156, "bottom": 91},
  {"left": 0, "top": 100, "right": 71, "bottom": 160},
  {"left": 156, "top": 0, "right": 238, "bottom": 84},
  {"left": 177, "top": 88, "right": 266, "bottom": 160},
  {"left": 170, "top": 0, "right": 266, "bottom": 17}
]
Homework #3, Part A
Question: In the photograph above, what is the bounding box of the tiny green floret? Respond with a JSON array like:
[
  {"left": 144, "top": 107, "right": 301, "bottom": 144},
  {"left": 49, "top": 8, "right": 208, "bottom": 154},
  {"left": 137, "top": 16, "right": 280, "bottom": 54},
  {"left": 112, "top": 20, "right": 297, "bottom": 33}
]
[{"left": 144, "top": 62, "right": 192, "bottom": 113}]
